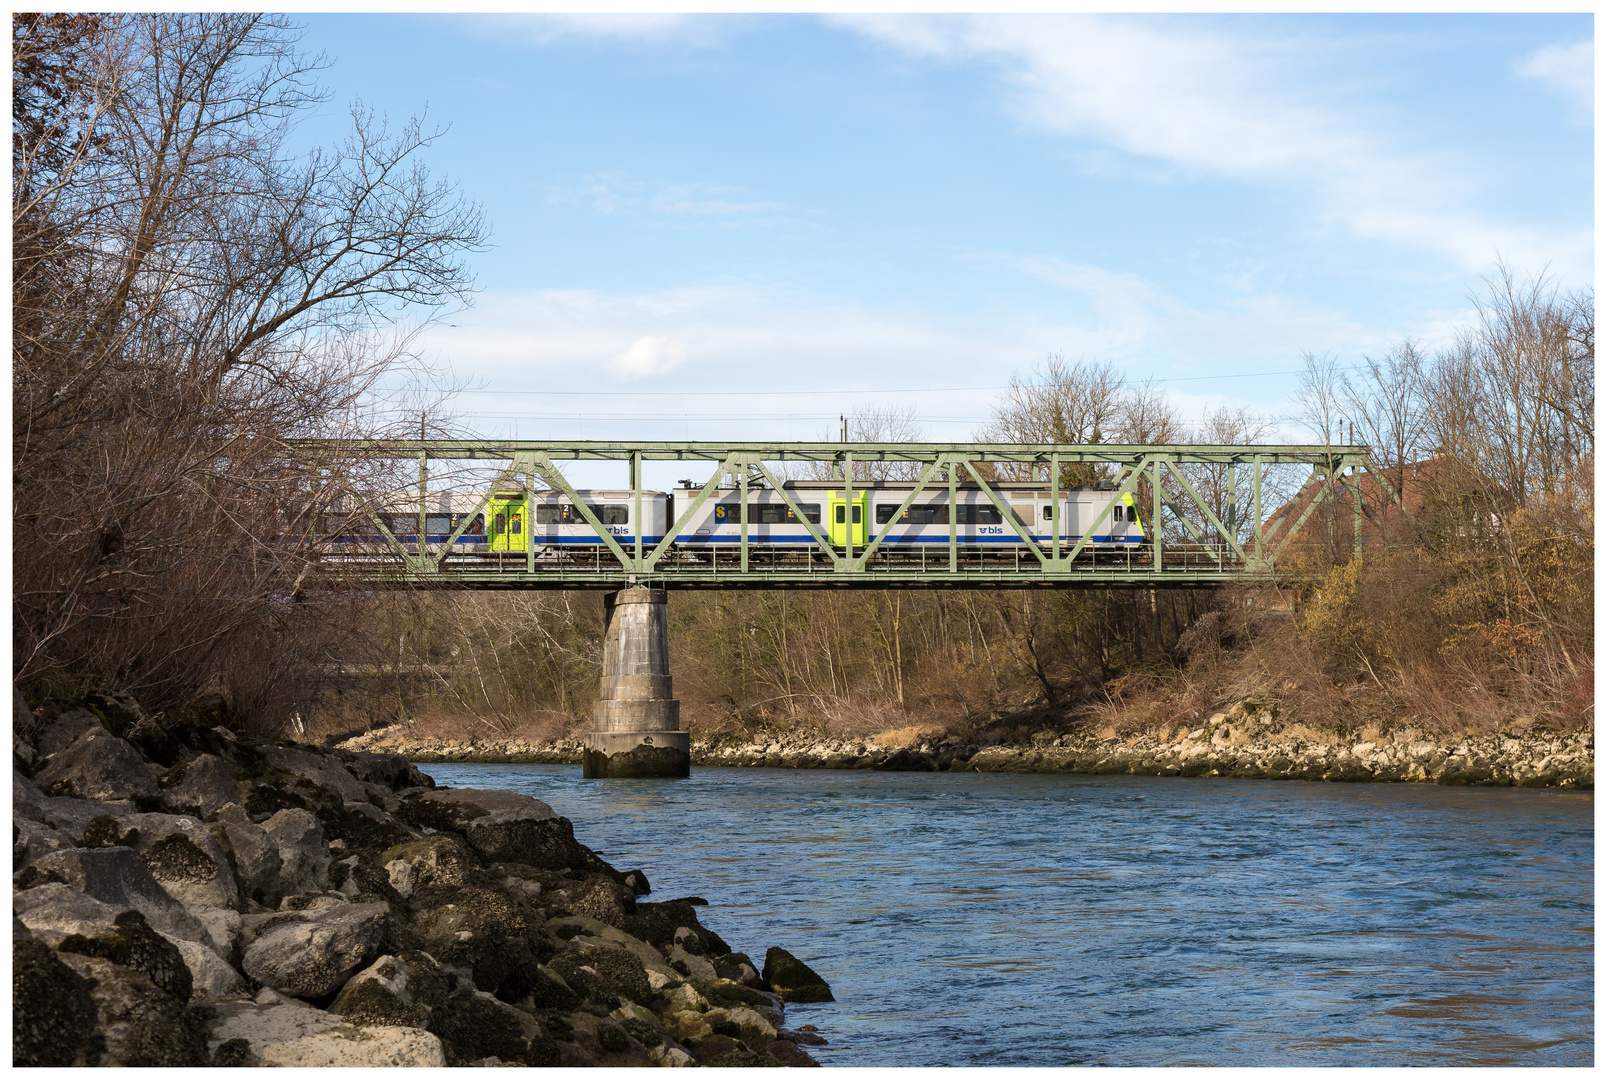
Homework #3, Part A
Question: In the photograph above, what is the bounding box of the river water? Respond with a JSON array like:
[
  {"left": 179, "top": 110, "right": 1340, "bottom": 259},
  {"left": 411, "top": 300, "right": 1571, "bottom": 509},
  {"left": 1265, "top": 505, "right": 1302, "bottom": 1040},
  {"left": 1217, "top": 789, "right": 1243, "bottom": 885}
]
[{"left": 419, "top": 764, "right": 1593, "bottom": 1067}]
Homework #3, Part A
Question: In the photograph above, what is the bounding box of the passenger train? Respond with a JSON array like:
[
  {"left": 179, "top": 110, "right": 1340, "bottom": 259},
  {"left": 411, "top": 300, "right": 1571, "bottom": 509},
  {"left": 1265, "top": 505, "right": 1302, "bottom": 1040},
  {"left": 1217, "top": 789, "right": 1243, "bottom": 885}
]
[{"left": 332, "top": 479, "right": 1145, "bottom": 557}]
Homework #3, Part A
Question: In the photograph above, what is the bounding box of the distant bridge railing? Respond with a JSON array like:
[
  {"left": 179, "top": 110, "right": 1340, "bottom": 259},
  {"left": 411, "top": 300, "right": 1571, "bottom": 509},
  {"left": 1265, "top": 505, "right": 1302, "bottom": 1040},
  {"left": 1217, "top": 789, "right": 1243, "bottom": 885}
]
[{"left": 285, "top": 439, "right": 1400, "bottom": 590}]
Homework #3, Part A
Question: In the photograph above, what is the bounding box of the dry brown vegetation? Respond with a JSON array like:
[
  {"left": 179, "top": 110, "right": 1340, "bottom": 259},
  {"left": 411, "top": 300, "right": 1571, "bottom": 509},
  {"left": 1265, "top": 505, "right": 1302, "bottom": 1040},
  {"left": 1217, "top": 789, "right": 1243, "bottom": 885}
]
[{"left": 13, "top": 14, "right": 485, "bottom": 722}]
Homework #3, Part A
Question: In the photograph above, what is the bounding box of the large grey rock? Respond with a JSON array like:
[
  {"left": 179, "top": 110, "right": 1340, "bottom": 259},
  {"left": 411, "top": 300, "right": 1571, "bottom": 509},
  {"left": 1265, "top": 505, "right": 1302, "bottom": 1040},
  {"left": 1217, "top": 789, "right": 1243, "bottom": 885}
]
[
  {"left": 762, "top": 946, "right": 834, "bottom": 1003},
  {"left": 13, "top": 768, "right": 47, "bottom": 819},
  {"left": 207, "top": 993, "right": 446, "bottom": 1067},
  {"left": 261, "top": 807, "right": 330, "bottom": 896},
  {"left": 382, "top": 833, "right": 478, "bottom": 897},
  {"left": 188, "top": 904, "right": 245, "bottom": 966},
  {"left": 15, "top": 769, "right": 141, "bottom": 843},
  {"left": 339, "top": 750, "right": 435, "bottom": 792},
  {"left": 330, "top": 951, "right": 453, "bottom": 1028},
  {"left": 55, "top": 952, "right": 210, "bottom": 1064},
  {"left": 400, "top": 787, "right": 595, "bottom": 870},
  {"left": 13, "top": 814, "right": 74, "bottom": 869},
  {"left": 15, "top": 846, "right": 207, "bottom": 944},
  {"left": 260, "top": 744, "right": 370, "bottom": 804},
  {"left": 210, "top": 815, "right": 283, "bottom": 906},
  {"left": 13, "top": 882, "right": 127, "bottom": 941},
  {"left": 102, "top": 812, "right": 240, "bottom": 910},
  {"left": 167, "top": 934, "right": 249, "bottom": 1000},
  {"left": 33, "top": 730, "right": 159, "bottom": 802},
  {"left": 241, "top": 901, "right": 390, "bottom": 999},
  {"left": 157, "top": 753, "right": 240, "bottom": 818},
  {"left": 548, "top": 915, "right": 680, "bottom": 981},
  {"left": 30, "top": 707, "right": 107, "bottom": 759}
]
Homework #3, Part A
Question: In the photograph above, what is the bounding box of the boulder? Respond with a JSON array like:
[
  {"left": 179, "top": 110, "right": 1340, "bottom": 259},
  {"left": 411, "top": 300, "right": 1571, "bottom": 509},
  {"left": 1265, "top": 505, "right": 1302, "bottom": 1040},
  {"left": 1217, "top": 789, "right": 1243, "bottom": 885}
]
[
  {"left": 241, "top": 900, "right": 390, "bottom": 1000},
  {"left": 54, "top": 909, "right": 195, "bottom": 1001},
  {"left": 13, "top": 884, "right": 239, "bottom": 1000},
  {"left": 399, "top": 788, "right": 594, "bottom": 871},
  {"left": 188, "top": 904, "right": 244, "bottom": 965},
  {"left": 705, "top": 1004, "right": 777, "bottom": 1046},
  {"left": 166, "top": 933, "right": 248, "bottom": 999},
  {"left": 565, "top": 874, "right": 636, "bottom": 927},
  {"left": 382, "top": 833, "right": 478, "bottom": 896},
  {"left": 209, "top": 815, "right": 283, "bottom": 907},
  {"left": 427, "top": 985, "right": 563, "bottom": 1066},
  {"left": 13, "top": 882, "right": 128, "bottom": 942},
  {"left": 30, "top": 707, "right": 107, "bottom": 760},
  {"left": 13, "top": 815, "right": 74, "bottom": 869},
  {"left": 410, "top": 884, "right": 553, "bottom": 999},
  {"left": 329, "top": 951, "right": 456, "bottom": 1029},
  {"left": 764, "top": 1037, "right": 821, "bottom": 1066},
  {"left": 156, "top": 754, "right": 240, "bottom": 818},
  {"left": 338, "top": 750, "right": 435, "bottom": 792},
  {"left": 55, "top": 951, "right": 210, "bottom": 1065},
  {"left": 547, "top": 915, "right": 681, "bottom": 981},
  {"left": 762, "top": 946, "right": 835, "bottom": 1003},
  {"left": 94, "top": 812, "right": 240, "bottom": 910},
  {"left": 14, "top": 847, "right": 208, "bottom": 944},
  {"left": 261, "top": 807, "right": 330, "bottom": 896},
  {"left": 549, "top": 940, "right": 654, "bottom": 1007},
  {"left": 13, "top": 781, "right": 137, "bottom": 841},
  {"left": 669, "top": 943, "right": 718, "bottom": 983},
  {"left": 207, "top": 992, "right": 445, "bottom": 1067},
  {"left": 33, "top": 730, "right": 159, "bottom": 802},
  {"left": 13, "top": 937, "right": 104, "bottom": 1066},
  {"left": 259, "top": 744, "right": 370, "bottom": 804}
]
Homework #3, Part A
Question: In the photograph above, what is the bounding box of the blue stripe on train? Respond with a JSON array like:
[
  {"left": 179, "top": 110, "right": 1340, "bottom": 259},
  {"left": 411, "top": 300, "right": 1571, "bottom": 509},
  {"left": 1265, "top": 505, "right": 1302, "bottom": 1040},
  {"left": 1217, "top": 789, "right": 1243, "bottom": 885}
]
[{"left": 674, "top": 534, "right": 1138, "bottom": 544}]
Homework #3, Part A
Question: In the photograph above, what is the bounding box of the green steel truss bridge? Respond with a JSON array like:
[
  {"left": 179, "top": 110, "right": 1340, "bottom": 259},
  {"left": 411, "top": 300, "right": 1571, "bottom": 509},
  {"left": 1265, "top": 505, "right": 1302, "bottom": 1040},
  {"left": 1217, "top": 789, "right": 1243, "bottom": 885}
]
[{"left": 292, "top": 439, "right": 1398, "bottom": 590}]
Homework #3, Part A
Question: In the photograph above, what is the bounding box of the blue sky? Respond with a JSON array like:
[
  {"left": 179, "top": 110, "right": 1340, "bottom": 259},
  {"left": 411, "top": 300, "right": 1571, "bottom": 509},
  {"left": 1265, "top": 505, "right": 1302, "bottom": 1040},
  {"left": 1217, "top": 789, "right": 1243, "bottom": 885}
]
[{"left": 299, "top": 13, "right": 1593, "bottom": 447}]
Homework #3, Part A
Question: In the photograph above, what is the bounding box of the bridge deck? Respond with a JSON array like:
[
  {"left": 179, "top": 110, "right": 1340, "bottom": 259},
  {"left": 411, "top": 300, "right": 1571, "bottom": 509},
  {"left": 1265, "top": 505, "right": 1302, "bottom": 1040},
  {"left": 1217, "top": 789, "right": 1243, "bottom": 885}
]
[{"left": 288, "top": 438, "right": 1393, "bottom": 590}]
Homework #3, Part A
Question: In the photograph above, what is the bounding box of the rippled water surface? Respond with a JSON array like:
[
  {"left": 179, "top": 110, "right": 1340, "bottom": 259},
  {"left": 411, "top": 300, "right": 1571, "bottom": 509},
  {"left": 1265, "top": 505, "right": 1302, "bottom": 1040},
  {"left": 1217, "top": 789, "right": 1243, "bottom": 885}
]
[{"left": 420, "top": 764, "right": 1592, "bottom": 1067}]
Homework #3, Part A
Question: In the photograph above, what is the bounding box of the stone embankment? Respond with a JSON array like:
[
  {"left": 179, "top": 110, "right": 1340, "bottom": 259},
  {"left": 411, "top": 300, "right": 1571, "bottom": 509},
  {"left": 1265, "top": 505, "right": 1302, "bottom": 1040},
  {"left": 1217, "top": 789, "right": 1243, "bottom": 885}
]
[
  {"left": 340, "top": 703, "right": 1593, "bottom": 789},
  {"left": 13, "top": 690, "right": 835, "bottom": 1067}
]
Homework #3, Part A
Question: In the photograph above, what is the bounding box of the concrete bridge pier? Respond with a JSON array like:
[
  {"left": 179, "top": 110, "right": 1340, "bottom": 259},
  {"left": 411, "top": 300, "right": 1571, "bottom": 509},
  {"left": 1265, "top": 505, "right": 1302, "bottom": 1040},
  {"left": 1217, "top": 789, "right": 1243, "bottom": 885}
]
[{"left": 583, "top": 587, "right": 690, "bottom": 778}]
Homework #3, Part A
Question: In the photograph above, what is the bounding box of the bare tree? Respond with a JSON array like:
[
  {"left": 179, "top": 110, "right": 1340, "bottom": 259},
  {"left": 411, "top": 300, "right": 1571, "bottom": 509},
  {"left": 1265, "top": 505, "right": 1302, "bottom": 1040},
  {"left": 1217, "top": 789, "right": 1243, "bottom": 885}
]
[
  {"left": 814, "top": 403, "right": 928, "bottom": 481},
  {"left": 12, "top": 13, "right": 488, "bottom": 718}
]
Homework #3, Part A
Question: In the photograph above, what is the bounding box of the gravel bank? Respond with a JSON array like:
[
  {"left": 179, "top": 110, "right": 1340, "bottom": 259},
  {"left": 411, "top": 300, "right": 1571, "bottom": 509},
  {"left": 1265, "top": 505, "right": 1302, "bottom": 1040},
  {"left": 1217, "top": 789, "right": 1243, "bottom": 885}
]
[{"left": 339, "top": 704, "right": 1593, "bottom": 790}]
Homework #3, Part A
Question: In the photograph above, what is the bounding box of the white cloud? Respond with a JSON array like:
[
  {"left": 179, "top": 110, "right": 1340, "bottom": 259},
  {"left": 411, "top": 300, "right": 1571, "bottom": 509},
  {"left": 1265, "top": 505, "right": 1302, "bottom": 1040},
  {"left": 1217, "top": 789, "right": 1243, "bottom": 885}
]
[
  {"left": 610, "top": 335, "right": 687, "bottom": 379},
  {"left": 547, "top": 173, "right": 788, "bottom": 223},
  {"left": 833, "top": 15, "right": 1590, "bottom": 274},
  {"left": 399, "top": 273, "right": 1489, "bottom": 447},
  {"left": 474, "top": 14, "right": 728, "bottom": 48},
  {"left": 1516, "top": 40, "right": 1593, "bottom": 118}
]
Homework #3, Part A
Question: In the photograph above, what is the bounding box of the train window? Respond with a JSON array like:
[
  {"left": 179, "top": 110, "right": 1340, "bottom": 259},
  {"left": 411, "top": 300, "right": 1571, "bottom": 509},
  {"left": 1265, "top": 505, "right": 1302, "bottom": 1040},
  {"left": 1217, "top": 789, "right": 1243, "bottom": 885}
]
[
  {"left": 954, "top": 505, "right": 1002, "bottom": 525},
  {"left": 535, "top": 505, "right": 562, "bottom": 525},
  {"left": 426, "top": 514, "right": 452, "bottom": 534},
  {"left": 468, "top": 514, "right": 485, "bottom": 533},
  {"left": 1042, "top": 505, "right": 1054, "bottom": 520},
  {"left": 557, "top": 503, "right": 629, "bottom": 526},
  {"left": 877, "top": 503, "right": 950, "bottom": 525},
  {"left": 796, "top": 503, "right": 821, "bottom": 524},
  {"left": 834, "top": 505, "right": 845, "bottom": 524}
]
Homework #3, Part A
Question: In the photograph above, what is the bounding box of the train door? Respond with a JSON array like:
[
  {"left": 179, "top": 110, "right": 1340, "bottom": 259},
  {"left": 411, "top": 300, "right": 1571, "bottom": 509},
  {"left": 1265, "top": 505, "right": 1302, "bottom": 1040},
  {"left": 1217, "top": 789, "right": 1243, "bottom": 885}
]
[
  {"left": 487, "top": 492, "right": 528, "bottom": 552},
  {"left": 827, "top": 492, "right": 868, "bottom": 547}
]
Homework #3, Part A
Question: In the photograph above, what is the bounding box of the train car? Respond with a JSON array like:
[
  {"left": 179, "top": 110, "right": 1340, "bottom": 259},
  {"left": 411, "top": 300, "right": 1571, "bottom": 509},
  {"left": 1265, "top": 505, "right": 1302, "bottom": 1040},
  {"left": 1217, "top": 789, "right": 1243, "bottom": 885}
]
[{"left": 673, "top": 480, "right": 1144, "bottom": 550}]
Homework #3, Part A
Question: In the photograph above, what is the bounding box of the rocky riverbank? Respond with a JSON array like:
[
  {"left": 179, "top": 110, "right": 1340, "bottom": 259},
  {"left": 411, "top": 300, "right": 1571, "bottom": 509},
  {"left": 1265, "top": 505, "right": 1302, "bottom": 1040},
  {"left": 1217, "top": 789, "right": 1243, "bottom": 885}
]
[
  {"left": 13, "top": 689, "right": 835, "bottom": 1066},
  {"left": 339, "top": 702, "right": 1593, "bottom": 789}
]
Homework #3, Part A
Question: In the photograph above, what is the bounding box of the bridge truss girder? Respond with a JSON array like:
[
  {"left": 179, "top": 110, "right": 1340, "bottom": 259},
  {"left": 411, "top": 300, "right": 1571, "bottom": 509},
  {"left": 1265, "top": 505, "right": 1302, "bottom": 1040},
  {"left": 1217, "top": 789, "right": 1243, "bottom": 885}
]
[{"left": 291, "top": 440, "right": 1400, "bottom": 590}]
